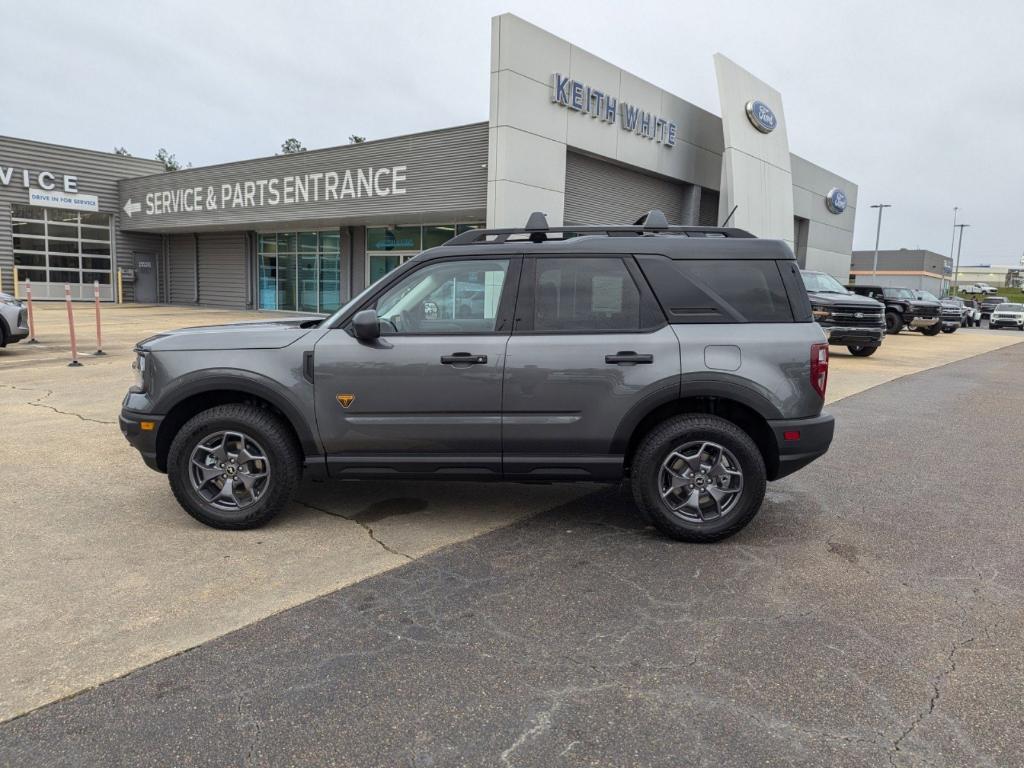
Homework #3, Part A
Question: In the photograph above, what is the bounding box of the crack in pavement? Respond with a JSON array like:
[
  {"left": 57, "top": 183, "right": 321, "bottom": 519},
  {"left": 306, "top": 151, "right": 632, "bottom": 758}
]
[
  {"left": 888, "top": 636, "right": 977, "bottom": 768},
  {"left": 0, "top": 384, "right": 115, "bottom": 425},
  {"left": 295, "top": 500, "right": 413, "bottom": 560}
]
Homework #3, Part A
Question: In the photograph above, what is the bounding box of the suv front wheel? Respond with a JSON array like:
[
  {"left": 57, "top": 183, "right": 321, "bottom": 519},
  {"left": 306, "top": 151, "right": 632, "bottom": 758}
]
[
  {"left": 167, "top": 404, "right": 301, "bottom": 529},
  {"left": 631, "top": 415, "right": 767, "bottom": 542}
]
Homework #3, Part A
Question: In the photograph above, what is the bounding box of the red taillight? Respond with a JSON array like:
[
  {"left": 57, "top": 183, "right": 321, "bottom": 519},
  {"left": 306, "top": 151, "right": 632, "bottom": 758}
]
[
  {"left": 810, "top": 343, "right": 829, "bottom": 398},
  {"left": 784, "top": 430, "right": 801, "bottom": 441}
]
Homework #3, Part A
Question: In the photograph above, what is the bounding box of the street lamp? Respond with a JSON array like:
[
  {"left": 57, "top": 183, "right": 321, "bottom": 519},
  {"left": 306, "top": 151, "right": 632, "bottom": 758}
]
[
  {"left": 953, "top": 223, "right": 970, "bottom": 294},
  {"left": 870, "top": 203, "right": 892, "bottom": 277}
]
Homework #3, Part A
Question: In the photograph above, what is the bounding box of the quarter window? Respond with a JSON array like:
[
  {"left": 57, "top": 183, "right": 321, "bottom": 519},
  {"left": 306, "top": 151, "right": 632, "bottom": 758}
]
[
  {"left": 371, "top": 259, "right": 509, "bottom": 335},
  {"left": 532, "top": 257, "right": 642, "bottom": 332}
]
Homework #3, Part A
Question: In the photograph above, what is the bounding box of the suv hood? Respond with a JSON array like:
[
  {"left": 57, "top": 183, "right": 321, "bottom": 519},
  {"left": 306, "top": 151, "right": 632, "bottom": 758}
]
[
  {"left": 138, "top": 318, "right": 320, "bottom": 352},
  {"left": 805, "top": 291, "right": 883, "bottom": 308}
]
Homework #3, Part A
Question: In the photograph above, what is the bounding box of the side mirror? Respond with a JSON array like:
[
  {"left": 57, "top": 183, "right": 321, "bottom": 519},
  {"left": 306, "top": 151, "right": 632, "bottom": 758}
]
[{"left": 352, "top": 309, "right": 381, "bottom": 341}]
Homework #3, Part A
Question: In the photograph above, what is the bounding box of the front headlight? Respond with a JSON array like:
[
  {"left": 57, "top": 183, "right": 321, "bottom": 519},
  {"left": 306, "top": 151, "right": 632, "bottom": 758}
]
[
  {"left": 811, "top": 304, "right": 832, "bottom": 320},
  {"left": 131, "top": 352, "right": 148, "bottom": 392}
]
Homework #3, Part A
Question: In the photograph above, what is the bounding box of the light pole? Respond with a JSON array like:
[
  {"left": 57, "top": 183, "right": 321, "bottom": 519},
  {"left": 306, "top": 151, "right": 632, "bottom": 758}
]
[
  {"left": 870, "top": 203, "right": 892, "bottom": 277},
  {"left": 953, "top": 223, "right": 970, "bottom": 294},
  {"left": 947, "top": 207, "right": 959, "bottom": 295}
]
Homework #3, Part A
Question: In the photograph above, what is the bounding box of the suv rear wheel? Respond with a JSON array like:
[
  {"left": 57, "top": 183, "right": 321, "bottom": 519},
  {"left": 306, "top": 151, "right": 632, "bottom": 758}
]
[
  {"left": 167, "top": 404, "right": 301, "bottom": 529},
  {"left": 885, "top": 311, "right": 903, "bottom": 334},
  {"left": 847, "top": 345, "right": 877, "bottom": 357},
  {"left": 631, "top": 415, "right": 767, "bottom": 542}
]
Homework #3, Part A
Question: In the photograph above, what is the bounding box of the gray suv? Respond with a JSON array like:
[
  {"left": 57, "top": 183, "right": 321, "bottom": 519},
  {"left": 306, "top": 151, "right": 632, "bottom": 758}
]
[
  {"left": 121, "top": 211, "right": 835, "bottom": 542},
  {"left": 0, "top": 292, "right": 30, "bottom": 348}
]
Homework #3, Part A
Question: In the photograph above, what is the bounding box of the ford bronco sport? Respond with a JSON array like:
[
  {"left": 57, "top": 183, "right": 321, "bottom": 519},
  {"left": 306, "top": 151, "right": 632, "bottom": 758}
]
[{"left": 121, "top": 211, "right": 835, "bottom": 543}]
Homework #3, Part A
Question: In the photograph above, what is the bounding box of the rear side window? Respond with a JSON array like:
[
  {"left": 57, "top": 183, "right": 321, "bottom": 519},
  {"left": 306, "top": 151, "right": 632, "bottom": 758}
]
[
  {"left": 532, "top": 257, "right": 642, "bottom": 332},
  {"left": 636, "top": 256, "right": 794, "bottom": 323}
]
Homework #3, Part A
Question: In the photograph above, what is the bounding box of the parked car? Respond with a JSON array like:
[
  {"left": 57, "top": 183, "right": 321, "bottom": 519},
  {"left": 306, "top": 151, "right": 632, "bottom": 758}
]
[
  {"left": 121, "top": 210, "right": 836, "bottom": 543},
  {"left": 960, "top": 284, "right": 983, "bottom": 294},
  {"left": 846, "top": 284, "right": 941, "bottom": 335},
  {"left": 915, "top": 291, "right": 962, "bottom": 334},
  {"left": 980, "top": 295, "right": 1010, "bottom": 321},
  {"left": 976, "top": 283, "right": 999, "bottom": 295},
  {"left": 801, "top": 270, "right": 885, "bottom": 356},
  {"left": 944, "top": 296, "right": 981, "bottom": 327},
  {"left": 988, "top": 303, "right": 1024, "bottom": 331},
  {"left": 0, "top": 292, "right": 30, "bottom": 348}
]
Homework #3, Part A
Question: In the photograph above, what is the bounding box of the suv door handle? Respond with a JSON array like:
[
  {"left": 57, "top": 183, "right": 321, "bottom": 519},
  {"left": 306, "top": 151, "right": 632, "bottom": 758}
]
[
  {"left": 605, "top": 351, "right": 653, "bottom": 365},
  {"left": 441, "top": 353, "right": 488, "bottom": 365}
]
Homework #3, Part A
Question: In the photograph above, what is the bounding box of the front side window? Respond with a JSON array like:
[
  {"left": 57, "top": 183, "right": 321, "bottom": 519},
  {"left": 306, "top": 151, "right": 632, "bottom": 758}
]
[
  {"left": 532, "top": 257, "right": 642, "bottom": 332},
  {"left": 371, "top": 259, "right": 509, "bottom": 334}
]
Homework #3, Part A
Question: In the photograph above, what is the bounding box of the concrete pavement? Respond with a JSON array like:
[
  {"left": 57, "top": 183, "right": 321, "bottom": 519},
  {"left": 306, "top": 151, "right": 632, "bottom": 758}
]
[
  {"left": 2, "top": 342, "right": 1022, "bottom": 766},
  {"left": 1, "top": 303, "right": 1021, "bottom": 725}
]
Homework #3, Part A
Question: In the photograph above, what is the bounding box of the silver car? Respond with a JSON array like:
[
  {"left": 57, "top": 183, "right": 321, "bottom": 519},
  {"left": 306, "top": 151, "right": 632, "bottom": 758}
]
[{"left": 0, "top": 292, "right": 30, "bottom": 348}]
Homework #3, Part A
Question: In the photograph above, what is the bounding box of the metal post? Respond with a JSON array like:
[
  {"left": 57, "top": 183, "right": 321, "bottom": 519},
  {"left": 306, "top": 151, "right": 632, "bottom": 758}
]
[
  {"left": 13, "top": 266, "right": 19, "bottom": 299},
  {"left": 953, "top": 223, "right": 970, "bottom": 294},
  {"left": 92, "top": 280, "right": 105, "bottom": 355},
  {"left": 117, "top": 268, "right": 124, "bottom": 305},
  {"left": 870, "top": 204, "right": 892, "bottom": 277},
  {"left": 65, "top": 283, "right": 82, "bottom": 367},
  {"left": 25, "top": 278, "right": 38, "bottom": 343}
]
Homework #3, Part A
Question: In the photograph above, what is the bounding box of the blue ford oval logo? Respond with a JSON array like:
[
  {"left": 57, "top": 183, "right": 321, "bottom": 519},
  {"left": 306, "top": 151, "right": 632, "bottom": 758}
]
[
  {"left": 745, "top": 99, "right": 777, "bottom": 133},
  {"left": 826, "top": 187, "right": 848, "bottom": 214}
]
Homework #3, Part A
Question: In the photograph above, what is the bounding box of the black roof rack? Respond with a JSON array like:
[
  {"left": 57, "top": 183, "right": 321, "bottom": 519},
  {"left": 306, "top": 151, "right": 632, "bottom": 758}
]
[{"left": 444, "top": 209, "right": 754, "bottom": 246}]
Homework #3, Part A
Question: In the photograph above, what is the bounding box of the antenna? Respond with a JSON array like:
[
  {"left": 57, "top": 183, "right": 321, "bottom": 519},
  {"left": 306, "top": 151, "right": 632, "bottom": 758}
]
[{"left": 721, "top": 204, "right": 738, "bottom": 227}]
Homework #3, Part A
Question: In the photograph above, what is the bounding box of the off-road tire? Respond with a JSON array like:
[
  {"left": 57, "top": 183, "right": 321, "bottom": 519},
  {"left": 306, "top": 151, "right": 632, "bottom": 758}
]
[
  {"left": 167, "top": 404, "right": 301, "bottom": 529},
  {"left": 885, "top": 311, "right": 903, "bottom": 334},
  {"left": 847, "top": 345, "right": 878, "bottom": 357},
  {"left": 941, "top": 327, "right": 956, "bottom": 334},
  {"left": 631, "top": 414, "right": 767, "bottom": 543},
  {"left": 921, "top": 323, "right": 942, "bottom": 336}
]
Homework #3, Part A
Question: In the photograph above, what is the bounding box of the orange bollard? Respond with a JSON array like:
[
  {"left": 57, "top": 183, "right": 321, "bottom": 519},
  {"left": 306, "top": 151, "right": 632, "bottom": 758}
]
[
  {"left": 65, "top": 283, "right": 82, "bottom": 367},
  {"left": 24, "top": 279, "right": 38, "bottom": 343},
  {"left": 92, "top": 280, "right": 105, "bottom": 356}
]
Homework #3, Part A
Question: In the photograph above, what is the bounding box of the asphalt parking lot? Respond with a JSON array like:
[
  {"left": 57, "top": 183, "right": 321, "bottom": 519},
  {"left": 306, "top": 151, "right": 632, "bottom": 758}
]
[{"left": 2, "top": 304, "right": 1023, "bottom": 766}]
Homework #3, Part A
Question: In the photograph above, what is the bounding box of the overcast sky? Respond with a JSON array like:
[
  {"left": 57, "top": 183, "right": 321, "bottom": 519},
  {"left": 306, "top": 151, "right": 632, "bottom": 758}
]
[{"left": 3, "top": 0, "right": 1021, "bottom": 264}]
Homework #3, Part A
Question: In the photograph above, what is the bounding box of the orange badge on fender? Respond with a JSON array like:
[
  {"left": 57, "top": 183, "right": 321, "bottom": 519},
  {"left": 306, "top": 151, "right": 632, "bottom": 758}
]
[{"left": 337, "top": 394, "right": 355, "bottom": 408}]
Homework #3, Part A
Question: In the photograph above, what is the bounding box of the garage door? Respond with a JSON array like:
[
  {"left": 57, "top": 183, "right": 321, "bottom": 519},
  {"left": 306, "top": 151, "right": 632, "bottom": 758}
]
[
  {"left": 564, "top": 152, "right": 687, "bottom": 225},
  {"left": 167, "top": 234, "right": 196, "bottom": 305},
  {"left": 197, "top": 232, "right": 247, "bottom": 309}
]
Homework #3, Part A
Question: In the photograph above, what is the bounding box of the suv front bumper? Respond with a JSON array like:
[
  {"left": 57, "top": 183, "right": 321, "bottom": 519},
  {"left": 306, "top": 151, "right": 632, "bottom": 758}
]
[
  {"left": 119, "top": 408, "right": 165, "bottom": 472},
  {"left": 822, "top": 326, "right": 884, "bottom": 347},
  {"left": 767, "top": 412, "right": 835, "bottom": 480},
  {"left": 908, "top": 316, "right": 940, "bottom": 329}
]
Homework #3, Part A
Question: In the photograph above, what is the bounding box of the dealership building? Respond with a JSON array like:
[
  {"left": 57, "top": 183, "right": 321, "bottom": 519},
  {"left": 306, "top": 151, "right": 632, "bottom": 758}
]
[
  {"left": 0, "top": 14, "right": 857, "bottom": 310},
  {"left": 850, "top": 249, "right": 954, "bottom": 295}
]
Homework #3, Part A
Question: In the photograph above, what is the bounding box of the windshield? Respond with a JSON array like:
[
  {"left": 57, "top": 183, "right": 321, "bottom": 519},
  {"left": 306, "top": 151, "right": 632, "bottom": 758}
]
[
  {"left": 883, "top": 287, "right": 917, "bottom": 300},
  {"left": 996, "top": 304, "right": 1023, "bottom": 312},
  {"left": 916, "top": 291, "right": 939, "bottom": 302},
  {"left": 801, "top": 271, "right": 849, "bottom": 294}
]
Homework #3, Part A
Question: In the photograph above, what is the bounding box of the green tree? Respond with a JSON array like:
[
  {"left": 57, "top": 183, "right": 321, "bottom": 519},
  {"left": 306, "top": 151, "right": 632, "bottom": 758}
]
[
  {"left": 348, "top": 135, "right": 366, "bottom": 144},
  {"left": 155, "top": 148, "right": 185, "bottom": 172},
  {"left": 280, "top": 138, "right": 307, "bottom": 154},
  {"left": 113, "top": 146, "right": 131, "bottom": 157}
]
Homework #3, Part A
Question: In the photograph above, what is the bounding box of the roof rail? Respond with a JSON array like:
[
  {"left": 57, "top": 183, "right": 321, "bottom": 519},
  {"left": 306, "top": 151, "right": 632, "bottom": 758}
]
[{"left": 444, "top": 209, "right": 755, "bottom": 246}]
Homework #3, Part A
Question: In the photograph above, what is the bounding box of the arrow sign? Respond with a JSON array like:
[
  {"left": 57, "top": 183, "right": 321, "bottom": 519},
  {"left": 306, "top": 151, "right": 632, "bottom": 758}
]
[{"left": 123, "top": 198, "right": 141, "bottom": 217}]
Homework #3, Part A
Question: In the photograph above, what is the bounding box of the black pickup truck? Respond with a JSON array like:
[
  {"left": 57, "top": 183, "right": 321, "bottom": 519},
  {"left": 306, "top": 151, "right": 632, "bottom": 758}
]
[
  {"left": 801, "top": 270, "right": 886, "bottom": 356},
  {"left": 846, "top": 284, "right": 941, "bottom": 335}
]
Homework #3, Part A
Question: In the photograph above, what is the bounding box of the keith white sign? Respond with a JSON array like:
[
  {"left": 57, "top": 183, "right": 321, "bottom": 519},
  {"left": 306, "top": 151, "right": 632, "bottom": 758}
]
[
  {"left": 551, "top": 73, "right": 678, "bottom": 147},
  {"left": 28, "top": 188, "right": 99, "bottom": 212},
  {"left": 140, "top": 165, "right": 408, "bottom": 217}
]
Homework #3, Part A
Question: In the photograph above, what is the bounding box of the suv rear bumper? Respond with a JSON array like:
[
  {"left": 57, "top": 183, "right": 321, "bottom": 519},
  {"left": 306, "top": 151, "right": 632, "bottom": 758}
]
[
  {"left": 119, "top": 408, "right": 165, "bottom": 472},
  {"left": 767, "top": 412, "right": 835, "bottom": 480},
  {"left": 822, "top": 326, "right": 884, "bottom": 347}
]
